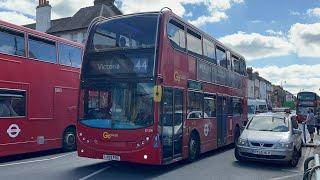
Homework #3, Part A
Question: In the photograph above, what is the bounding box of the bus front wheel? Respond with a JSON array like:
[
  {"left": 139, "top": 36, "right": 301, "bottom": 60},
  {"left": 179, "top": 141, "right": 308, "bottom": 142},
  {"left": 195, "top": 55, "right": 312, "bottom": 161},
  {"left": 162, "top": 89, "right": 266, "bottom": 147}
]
[{"left": 62, "top": 127, "right": 76, "bottom": 151}]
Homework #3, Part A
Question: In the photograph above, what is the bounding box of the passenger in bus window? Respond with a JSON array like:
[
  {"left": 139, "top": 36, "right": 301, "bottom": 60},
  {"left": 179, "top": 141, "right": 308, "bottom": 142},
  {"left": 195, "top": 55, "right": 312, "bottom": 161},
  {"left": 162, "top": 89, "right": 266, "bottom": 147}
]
[{"left": 0, "top": 98, "right": 18, "bottom": 117}]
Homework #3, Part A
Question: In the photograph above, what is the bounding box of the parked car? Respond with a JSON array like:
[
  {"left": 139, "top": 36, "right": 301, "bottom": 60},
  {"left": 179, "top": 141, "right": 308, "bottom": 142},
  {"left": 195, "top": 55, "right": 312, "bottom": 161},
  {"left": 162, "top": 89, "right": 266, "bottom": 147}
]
[{"left": 235, "top": 113, "right": 302, "bottom": 167}]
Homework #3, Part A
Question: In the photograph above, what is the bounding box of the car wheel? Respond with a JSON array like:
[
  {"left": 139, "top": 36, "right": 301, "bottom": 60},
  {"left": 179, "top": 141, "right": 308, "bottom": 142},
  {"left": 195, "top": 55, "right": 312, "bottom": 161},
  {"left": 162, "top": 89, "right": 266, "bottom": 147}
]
[
  {"left": 234, "top": 147, "right": 244, "bottom": 162},
  {"left": 62, "top": 127, "right": 77, "bottom": 152},
  {"left": 289, "top": 148, "right": 300, "bottom": 167},
  {"left": 187, "top": 133, "right": 200, "bottom": 162}
]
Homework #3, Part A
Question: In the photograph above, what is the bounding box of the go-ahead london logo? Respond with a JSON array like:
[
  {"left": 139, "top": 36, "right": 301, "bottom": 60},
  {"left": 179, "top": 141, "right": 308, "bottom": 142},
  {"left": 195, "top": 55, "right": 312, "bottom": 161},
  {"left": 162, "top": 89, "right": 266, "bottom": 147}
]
[{"left": 7, "top": 124, "right": 21, "bottom": 138}]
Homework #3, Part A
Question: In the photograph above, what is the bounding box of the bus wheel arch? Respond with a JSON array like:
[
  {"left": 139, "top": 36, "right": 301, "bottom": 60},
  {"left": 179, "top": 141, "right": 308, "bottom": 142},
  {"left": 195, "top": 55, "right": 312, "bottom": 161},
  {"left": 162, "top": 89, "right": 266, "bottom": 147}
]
[
  {"left": 62, "top": 125, "right": 77, "bottom": 151},
  {"left": 187, "top": 129, "right": 201, "bottom": 162}
]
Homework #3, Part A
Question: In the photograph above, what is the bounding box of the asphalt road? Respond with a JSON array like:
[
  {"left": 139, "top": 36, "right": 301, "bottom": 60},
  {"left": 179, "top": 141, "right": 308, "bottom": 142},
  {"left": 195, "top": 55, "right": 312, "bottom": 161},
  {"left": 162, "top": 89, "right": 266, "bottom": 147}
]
[{"left": 0, "top": 145, "right": 311, "bottom": 180}]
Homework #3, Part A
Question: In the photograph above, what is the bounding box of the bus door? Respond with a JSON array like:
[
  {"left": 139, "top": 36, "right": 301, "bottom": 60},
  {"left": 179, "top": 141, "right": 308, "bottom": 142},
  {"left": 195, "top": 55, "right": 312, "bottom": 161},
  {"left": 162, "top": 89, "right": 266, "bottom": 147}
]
[
  {"left": 217, "top": 95, "right": 228, "bottom": 147},
  {"left": 160, "top": 88, "right": 184, "bottom": 161}
]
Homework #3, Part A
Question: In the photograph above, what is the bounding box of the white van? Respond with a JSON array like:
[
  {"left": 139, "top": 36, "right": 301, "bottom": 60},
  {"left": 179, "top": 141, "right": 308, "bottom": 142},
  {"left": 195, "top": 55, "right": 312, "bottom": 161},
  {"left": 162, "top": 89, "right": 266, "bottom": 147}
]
[{"left": 248, "top": 99, "right": 268, "bottom": 115}]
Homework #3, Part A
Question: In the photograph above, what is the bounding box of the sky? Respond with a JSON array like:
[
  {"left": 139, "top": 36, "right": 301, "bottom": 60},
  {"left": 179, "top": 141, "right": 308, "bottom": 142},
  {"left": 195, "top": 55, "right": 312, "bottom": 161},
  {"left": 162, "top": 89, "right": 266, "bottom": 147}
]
[{"left": 0, "top": 0, "right": 319, "bottom": 95}]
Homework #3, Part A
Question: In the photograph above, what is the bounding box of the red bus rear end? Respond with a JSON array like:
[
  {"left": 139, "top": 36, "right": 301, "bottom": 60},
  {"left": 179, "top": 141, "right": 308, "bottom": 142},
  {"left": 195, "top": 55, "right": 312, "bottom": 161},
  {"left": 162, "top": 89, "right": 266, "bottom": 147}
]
[
  {"left": 77, "top": 11, "right": 248, "bottom": 165},
  {"left": 0, "top": 20, "right": 83, "bottom": 157},
  {"left": 296, "top": 92, "right": 319, "bottom": 123}
]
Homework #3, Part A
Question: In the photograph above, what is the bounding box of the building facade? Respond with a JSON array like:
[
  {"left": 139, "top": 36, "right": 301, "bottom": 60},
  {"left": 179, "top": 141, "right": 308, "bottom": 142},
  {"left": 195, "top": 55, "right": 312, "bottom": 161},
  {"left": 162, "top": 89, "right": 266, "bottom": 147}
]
[{"left": 25, "top": 0, "right": 122, "bottom": 44}]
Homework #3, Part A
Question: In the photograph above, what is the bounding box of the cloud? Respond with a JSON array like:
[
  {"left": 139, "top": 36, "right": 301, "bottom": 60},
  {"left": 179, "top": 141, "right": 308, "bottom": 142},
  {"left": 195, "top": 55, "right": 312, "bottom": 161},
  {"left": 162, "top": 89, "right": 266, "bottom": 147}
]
[
  {"left": 0, "top": 0, "right": 94, "bottom": 22},
  {"left": 189, "top": 12, "right": 228, "bottom": 26},
  {"left": 219, "top": 32, "right": 294, "bottom": 60},
  {"left": 0, "top": 11, "right": 35, "bottom": 25},
  {"left": 255, "top": 64, "right": 320, "bottom": 95},
  {"left": 288, "top": 23, "right": 320, "bottom": 58},
  {"left": 118, "top": 0, "right": 244, "bottom": 26},
  {"left": 307, "top": 7, "right": 320, "bottom": 18},
  {"left": 266, "top": 29, "right": 283, "bottom": 36},
  {"left": 289, "top": 10, "right": 301, "bottom": 16}
]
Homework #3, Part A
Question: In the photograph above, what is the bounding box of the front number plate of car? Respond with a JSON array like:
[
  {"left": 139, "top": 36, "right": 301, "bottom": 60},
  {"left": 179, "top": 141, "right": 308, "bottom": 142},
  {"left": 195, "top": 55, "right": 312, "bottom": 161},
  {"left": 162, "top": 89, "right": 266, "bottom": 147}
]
[
  {"left": 252, "top": 150, "right": 271, "bottom": 155},
  {"left": 103, "top": 155, "right": 121, "bottom": 161}
]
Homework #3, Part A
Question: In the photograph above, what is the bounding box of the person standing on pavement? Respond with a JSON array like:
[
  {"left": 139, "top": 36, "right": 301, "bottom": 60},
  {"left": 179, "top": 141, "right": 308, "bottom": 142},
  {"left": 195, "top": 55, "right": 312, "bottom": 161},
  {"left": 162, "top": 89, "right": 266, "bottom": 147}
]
[
  {"left": 306, "top": 109, "right": 316, "bottom": 143},
  {"left": 316, "top": 112, "right": 320, "bottom": 135}
]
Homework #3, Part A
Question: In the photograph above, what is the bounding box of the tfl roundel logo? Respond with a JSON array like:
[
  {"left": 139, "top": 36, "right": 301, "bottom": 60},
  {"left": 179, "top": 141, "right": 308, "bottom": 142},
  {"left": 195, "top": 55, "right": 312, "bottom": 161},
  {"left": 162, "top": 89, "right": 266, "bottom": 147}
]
[{"left": 7, "top": 124, "right": 21, "bottom": 138}]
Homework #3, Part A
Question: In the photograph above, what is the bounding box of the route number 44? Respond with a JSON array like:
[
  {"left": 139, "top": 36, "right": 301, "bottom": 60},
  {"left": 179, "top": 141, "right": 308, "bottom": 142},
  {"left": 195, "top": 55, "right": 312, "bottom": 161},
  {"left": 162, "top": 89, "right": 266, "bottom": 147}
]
[{"left": 135, "top": 59, "right": 147, "bottom": 71}]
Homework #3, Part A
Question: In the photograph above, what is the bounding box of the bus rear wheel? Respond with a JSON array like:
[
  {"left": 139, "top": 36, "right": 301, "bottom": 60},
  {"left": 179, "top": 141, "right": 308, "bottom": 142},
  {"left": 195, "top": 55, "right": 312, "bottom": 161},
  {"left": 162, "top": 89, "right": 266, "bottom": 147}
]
[
  {"left": 188, "top": 133, "right": 200, "bottom": 162},
  {"left": 62, "top": 127, "right": 76, "bottom": 152}
]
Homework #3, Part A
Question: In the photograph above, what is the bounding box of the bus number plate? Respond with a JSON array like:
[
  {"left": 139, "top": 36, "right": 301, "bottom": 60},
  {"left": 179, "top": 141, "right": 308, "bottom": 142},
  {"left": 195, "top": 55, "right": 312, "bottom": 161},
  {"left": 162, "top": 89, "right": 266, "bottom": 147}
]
[{"left": 103, "top": 155, "right": 121, "bottom": 161}]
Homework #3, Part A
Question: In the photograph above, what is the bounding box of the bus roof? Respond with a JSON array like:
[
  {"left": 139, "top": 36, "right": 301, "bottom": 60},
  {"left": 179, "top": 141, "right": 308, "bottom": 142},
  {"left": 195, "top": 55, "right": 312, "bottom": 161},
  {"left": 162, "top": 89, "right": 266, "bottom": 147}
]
[
  {"left": 91, "top": 10, "right": 246, "bottom": 61},
  {"left": 0, "top": 20, "right": 83, "bottom": 48}
]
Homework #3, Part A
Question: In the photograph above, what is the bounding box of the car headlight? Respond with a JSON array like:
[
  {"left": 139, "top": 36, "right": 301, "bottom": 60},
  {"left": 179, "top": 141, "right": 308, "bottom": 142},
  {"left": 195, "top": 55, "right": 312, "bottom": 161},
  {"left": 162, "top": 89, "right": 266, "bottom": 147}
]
[
  {"left": 237, "top": 138, "right": 248, "bottom": 146},
  {"left": 275, "top": 142, "right": 293, "bottom": 149}
]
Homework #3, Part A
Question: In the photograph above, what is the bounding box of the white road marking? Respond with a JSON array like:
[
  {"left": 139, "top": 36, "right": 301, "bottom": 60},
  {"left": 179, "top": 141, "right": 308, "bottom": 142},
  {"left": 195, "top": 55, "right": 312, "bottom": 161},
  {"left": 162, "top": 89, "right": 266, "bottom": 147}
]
[
  {"left": 268, "top": 173, "right": 301, "bottom": 180},
  {"left": 78, "top": 166, "right": 110, "bottom": 180},
  {"left": 0, "top": 152, "right": 75, "bottom": 167}
]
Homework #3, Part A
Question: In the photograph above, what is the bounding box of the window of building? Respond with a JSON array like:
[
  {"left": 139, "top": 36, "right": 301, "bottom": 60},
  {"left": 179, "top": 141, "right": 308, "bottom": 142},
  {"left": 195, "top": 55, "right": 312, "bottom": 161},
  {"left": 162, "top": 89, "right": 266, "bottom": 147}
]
[
  {"left": 203, "top": 38, "right": 216, "bottom": 63},
  {"left": 0, "top": 27, "right": 25, "bottom": 57},
  {"left": 0, "top": 89, "right": 26, "bottom": 118},
  {"left": 216, "top": 46, "right": 227, "bottom": 68},
  {"left": 29, "top": 36, "right": 56, "bottom": 63},
  {"left": 204, "top": 94, "right": 216, "bottom": 118},
  {"left": 187, "top": 29, "right": 202, "bottom": 56},
  {"left": 59, "top": 44, "right": 82, "bottom": 68},
  {"left": 233, "top": 97, "right": 243, "bottom": 115},
  {"left": 167, "top": 20, "right": 186, "bottom": 51},
  {"left": 188, "top": 91, "right": 203, "bottom": 119}
]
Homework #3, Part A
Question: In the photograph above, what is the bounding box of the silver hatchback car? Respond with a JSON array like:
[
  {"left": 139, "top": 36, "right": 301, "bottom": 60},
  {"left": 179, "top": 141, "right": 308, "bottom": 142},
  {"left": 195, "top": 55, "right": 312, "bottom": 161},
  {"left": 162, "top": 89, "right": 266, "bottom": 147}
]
[{"left": 235, "top": 113, "right": 303, "bottom": 167}]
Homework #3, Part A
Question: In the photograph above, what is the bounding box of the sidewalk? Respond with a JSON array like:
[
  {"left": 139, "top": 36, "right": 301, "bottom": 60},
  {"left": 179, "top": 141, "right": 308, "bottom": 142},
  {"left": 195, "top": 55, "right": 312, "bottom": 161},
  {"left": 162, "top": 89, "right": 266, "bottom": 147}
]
[{"left": 300, "top": 124, "right": 320, "bottom": 147}]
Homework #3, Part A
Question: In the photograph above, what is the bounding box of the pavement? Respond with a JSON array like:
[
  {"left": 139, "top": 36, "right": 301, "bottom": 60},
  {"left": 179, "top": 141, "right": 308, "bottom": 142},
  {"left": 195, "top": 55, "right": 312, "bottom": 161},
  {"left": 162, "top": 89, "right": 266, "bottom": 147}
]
[{"left": 0, "top": 145, "right": 310, "bottom": 180}]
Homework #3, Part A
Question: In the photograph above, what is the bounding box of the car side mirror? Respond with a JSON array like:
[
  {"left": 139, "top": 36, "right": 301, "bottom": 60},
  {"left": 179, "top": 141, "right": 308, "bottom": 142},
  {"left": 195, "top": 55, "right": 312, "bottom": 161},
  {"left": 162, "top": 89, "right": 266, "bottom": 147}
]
[{"left": 293, "top": 129, "right": 302, "bottom": 135}]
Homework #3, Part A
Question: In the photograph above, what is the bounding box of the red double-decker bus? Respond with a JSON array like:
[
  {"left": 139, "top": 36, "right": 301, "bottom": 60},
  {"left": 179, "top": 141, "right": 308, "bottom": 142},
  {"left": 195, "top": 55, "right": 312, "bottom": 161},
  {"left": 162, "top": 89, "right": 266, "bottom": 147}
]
[
  {"left": 77, "top": 10, "right": 248, "bottom": 165},
  {"left": 296, "top": 92, "right": 319, "bottom": 123},
  {"left": 0, "top": 20, "right": 83, "bottom": 157}
]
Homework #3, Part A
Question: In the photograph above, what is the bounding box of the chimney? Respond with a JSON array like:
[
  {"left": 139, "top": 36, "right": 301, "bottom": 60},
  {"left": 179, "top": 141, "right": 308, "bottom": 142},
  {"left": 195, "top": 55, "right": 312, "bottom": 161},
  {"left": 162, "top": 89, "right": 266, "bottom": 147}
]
[
  {"left": 36, "top": 0, "right": 52, "bottom": 32},
  {"left": 94, "top": 0, "right": 115, "bottom": 6}
]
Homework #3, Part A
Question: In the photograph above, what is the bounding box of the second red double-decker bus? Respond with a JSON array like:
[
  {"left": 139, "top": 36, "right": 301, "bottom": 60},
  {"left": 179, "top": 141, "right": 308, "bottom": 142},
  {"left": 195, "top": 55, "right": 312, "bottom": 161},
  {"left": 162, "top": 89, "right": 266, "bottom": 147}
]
[
  {"left": 77, "top": 10, "right": 248, "bottom": 165},
  {"left": 0, "top": 20, "right": 83, "bottom": 157},
  {"left": 296, "top": 92, "right": 319, "bottom": 123}
]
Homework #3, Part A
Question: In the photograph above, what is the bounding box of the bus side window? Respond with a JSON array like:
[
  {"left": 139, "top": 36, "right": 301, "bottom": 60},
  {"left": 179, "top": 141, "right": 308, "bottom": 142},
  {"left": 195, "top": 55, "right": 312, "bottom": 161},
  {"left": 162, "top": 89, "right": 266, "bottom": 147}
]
[
  {"left": 216, "top": 46, "right": 227, "bottom": 69},
  {"left": 187, "top": 29, "right": 202, "bottom": 57},
  {"left": 167, "top": 20, "right": 186, "bottom": 51},
  {"left": 188, "top": 91, "right": 203, "bottom": 119},
  {"left": 28, "top": 36, "right": 57, "bottom": 63},
  {"left": 0, "top": 89, "right": 26, "bottom": 118},
  {"left": 59, "top": 43, "right": 82, "bottom": 68},
  {"left": 0, "top": 27, "right": 25, "bottom": 57}
]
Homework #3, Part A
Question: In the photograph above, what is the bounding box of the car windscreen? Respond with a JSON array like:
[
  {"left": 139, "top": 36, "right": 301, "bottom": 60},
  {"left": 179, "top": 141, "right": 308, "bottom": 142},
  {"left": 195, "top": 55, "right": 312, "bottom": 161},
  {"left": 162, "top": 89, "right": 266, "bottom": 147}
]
[{"left": 247, "top": 116, "right": 289, "bottom": 132}]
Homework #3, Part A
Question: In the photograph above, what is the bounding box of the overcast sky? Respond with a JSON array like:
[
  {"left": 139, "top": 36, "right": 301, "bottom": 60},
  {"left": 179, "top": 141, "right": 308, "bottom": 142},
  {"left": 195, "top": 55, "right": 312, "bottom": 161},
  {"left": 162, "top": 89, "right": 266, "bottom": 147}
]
[{"left": 0, "top": 0, "right": 319, "bottom": 95}]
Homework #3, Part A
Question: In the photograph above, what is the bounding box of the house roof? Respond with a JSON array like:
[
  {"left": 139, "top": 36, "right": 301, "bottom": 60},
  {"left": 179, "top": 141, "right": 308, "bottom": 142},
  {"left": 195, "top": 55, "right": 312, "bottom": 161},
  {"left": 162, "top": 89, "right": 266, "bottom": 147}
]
[{"left": 24, "top": 3, "right": 121, "bottom": 34}]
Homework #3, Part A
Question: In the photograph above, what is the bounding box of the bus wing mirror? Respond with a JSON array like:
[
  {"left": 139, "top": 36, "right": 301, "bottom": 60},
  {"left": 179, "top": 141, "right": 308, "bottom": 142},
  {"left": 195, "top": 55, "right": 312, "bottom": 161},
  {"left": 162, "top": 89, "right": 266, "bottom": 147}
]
[{"left": 154, "top": 85, "right": 162, "bottom": 103}]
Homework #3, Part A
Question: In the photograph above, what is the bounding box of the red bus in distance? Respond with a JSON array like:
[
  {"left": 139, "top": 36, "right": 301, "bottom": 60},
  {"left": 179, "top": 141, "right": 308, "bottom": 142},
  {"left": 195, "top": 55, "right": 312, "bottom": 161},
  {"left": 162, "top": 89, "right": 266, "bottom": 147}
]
[
  {"left": 0, "top": 20, "right": 83, "bottom": 157},
  {"left": 77, "top": 10, "right": 248, "bottom": 165},
  {"left": 296, "top": 92, "right": 319, "bottom": 123}
]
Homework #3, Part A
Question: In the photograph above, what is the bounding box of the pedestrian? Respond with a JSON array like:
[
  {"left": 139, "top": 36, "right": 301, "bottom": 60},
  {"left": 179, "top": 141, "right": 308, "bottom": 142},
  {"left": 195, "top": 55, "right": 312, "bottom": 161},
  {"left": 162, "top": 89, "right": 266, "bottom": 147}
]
[
  {"left": 316, "top": 112, "right": 320, "bottom": 135},
  {"left": 306, "top": 109, "right": 316, "bottom": 143}
]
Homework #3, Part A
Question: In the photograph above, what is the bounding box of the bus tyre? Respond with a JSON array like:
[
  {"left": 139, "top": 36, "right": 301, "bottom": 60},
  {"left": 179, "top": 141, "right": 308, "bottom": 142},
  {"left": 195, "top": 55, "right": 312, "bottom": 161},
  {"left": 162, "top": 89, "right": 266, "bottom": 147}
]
[
  {"left": 62, "top": 127, "right": 76, "bottom": 152},
  {"left": 188, "top": 133, "right": 200, "bottom": 162},
  {"left": 289, "top": 148, "right": 300, "bottom": 167}
]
